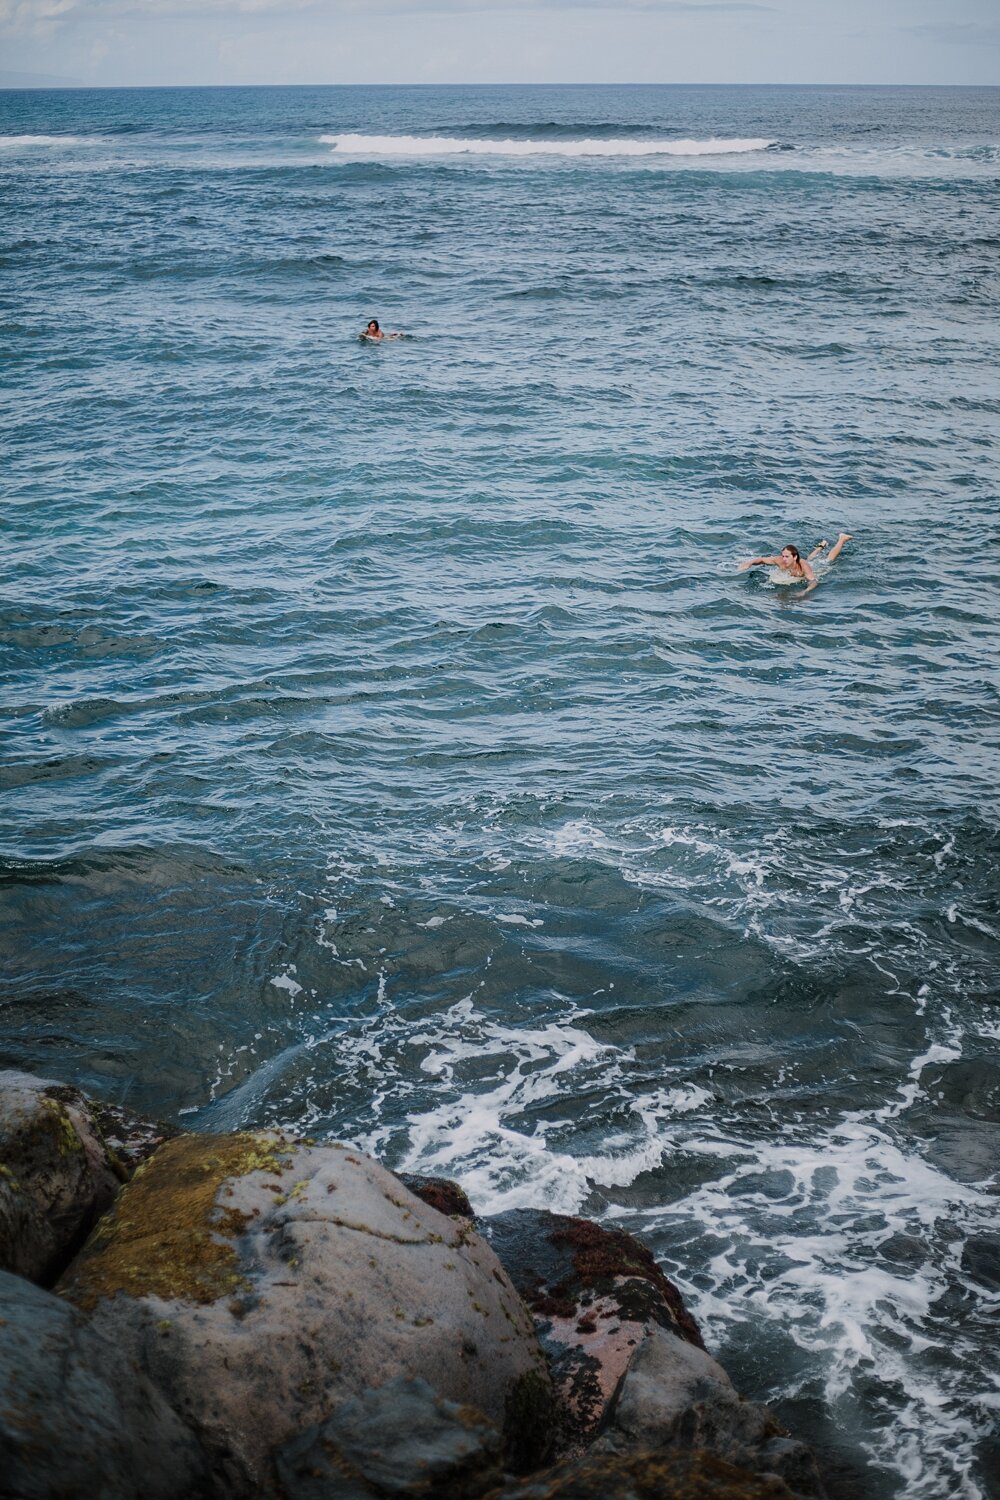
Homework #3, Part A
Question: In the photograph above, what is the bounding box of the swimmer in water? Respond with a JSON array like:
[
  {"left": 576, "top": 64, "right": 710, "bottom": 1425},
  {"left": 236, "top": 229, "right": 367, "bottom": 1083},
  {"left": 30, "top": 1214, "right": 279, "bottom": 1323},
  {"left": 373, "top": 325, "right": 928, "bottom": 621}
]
[
  {"left": 738, "top": 533, "right": 852, "bottom": 595},
  {"left": 360, "top": 319, "right": 403, "bottom": 341}
]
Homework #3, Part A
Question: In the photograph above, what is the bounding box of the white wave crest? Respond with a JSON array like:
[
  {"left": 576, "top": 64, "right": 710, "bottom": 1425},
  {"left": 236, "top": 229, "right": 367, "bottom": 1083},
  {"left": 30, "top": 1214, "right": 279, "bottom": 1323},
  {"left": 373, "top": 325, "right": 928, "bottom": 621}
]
[
  {"left": 320, "top": 132, "right": 775, "bottom": 160},
  {"left": 0, "top": 134, "right": 95, "bottom": 148}
]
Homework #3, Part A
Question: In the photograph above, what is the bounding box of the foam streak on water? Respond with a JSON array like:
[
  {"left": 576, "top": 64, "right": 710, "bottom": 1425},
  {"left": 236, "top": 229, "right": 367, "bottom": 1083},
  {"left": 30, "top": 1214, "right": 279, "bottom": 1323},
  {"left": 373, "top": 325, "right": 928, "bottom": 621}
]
[
  {"left": 1, "top": 82, "right": 999, "bottom": 1499},
  {"left": 320, "top": 132, "right": 776, "bottom": 157}
]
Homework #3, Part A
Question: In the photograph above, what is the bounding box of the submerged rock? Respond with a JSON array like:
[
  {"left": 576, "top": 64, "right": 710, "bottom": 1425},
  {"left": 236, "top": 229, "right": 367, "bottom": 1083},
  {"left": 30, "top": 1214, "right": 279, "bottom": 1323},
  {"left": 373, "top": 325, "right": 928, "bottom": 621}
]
[
  {"left": 962, "top": 1231, "right": 1000, "bottom": 1291},
  {"left": 272, "top": 1376, "right": 503, "bottom": 1498},
  {"left": 0, "top": 1268, "right": 209, "bottom": 1500},
  {"left": 483, "top": 1209, "right": 703, "bottom": 1454},
  {"left": 0, "top": 1069, "right": 122, "bottom": 1283},
  {"left": 61, "top": 1132, "right": 551, "bottom": 1492}
]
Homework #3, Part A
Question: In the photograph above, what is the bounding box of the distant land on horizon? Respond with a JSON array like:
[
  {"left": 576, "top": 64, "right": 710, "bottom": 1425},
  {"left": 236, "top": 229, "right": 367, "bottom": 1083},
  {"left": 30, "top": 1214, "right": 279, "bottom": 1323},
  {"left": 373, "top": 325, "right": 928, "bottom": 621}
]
[
  {"left": 1, "top": 69, "right": 82, "bottom": 88},
  {"left": 2, "top": 78, "right": 998, "bottom": 92}
]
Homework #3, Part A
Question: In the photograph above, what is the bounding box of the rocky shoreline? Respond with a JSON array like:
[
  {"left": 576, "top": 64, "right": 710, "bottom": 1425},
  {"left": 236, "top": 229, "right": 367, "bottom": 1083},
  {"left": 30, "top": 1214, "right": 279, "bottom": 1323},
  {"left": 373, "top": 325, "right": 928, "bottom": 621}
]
[{"left": 1, "top": 1069, "right": 827, "bottom": 1498}]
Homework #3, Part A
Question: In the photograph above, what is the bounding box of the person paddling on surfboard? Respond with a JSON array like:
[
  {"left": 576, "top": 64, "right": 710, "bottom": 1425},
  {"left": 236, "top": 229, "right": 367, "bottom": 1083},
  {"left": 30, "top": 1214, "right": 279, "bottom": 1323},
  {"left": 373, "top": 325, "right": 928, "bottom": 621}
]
[
  {"left": 360, "top": 319, "right": 403, "bottom": 341},
  {"left": 739, "top": 533, "right": 852, "bottom": 595}
]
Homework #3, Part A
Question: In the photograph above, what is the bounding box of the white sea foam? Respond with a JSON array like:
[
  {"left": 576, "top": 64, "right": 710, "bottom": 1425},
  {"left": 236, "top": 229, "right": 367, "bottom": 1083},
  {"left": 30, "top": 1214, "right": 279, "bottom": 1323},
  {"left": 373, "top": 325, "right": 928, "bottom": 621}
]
[
  {"left": 309, "top": 134, "right": 994, "bottom": 179},
  {"left": 343, "top": 991, "right": 654, "bottom": 1214},
  {"left": 270, "top": 969, "right": 303, "bottom": 997},
  {"left": 0, "top": 134, "right": 95, "bottom": 148},
  {"left": 634, "top": 1102, "right": 997, "bottom": 1497},
  {"left": 947, "top": 903, "right": 1000, "bottom": 940},
  {"left": 540, "top": 818, "right": 616, "bottom": 857},
  {"left": 320, "top": 133, "right": 775, "bottom": 160},
  {"left": 369, "top": 984, "right": 996, "bottom": 1495},
  {"left": 303, "top": 810, "right": 994, "bottom": 1493}
]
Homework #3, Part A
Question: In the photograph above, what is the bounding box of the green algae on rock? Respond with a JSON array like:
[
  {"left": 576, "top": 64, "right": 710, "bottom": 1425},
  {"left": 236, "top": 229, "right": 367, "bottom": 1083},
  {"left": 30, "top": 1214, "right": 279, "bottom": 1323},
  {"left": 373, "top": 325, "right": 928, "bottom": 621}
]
[
  {"left": 503, "top": 1368, "right": 558, "bottom": 1474},
  {"left": 63, "top": 1130, "right": 296, "bottom": 1311}
]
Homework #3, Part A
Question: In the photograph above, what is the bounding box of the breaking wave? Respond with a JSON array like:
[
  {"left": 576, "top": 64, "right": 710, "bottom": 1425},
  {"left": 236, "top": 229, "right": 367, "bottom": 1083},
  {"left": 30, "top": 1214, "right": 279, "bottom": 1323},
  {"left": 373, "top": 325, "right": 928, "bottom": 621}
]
[
  {"left": 0, "top": 134, "right": 97, "bottom": 148},
  {"left": 320, "top": 132, "right": 776, "bottom": 159}
]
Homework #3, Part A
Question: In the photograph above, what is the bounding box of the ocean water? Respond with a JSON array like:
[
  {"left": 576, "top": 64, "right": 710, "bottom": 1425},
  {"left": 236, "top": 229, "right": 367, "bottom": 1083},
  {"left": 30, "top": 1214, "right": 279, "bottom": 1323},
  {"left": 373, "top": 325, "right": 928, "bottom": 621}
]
[{"left": 2, "top": 83, "right": 999, "bottom": 1496}]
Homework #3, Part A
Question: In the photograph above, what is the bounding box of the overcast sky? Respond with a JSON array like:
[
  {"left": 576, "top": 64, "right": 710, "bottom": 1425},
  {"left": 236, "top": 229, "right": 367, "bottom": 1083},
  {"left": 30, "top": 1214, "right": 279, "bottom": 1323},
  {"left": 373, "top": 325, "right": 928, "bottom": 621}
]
[{"left": 2, "top": 0, "right": 998, "bottom": 88}]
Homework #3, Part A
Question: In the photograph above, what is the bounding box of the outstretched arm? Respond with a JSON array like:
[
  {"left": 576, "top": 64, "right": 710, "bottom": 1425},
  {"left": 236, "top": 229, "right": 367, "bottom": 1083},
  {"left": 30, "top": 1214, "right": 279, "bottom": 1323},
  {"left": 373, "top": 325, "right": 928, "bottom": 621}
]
[{"left": 738, "top": 555, "right": 780, "bottom": 571}]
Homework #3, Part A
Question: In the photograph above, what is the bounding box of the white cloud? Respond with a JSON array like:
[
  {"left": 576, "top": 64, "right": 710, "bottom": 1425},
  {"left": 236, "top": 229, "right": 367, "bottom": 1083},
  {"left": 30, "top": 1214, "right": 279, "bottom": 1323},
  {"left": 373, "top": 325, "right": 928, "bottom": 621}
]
[
  {"left": 0, "top": 0, "right": 779, "bottom": 23},
  {"left": 0, "top": 0, "right": 76, "bottom": 33},
  {"left": 904, "top": 21, "right": 1000, "bottom": 47},
  {"left": 3, "top": 0, "right": 997, "bottom": 83},
  {"left": 1, "top": 0, "right": 777, "bottom": 24}
]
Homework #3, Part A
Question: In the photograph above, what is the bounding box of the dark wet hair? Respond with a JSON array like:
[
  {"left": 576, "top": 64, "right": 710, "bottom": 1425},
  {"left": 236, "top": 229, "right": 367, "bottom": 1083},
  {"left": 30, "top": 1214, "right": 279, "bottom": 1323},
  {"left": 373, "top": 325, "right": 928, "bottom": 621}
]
[
  {"left": 782, "top": 544, "right": 802, "bottom": 566},
  {"left": 367, "top": 319, "right": 380, "bottom": 331}
]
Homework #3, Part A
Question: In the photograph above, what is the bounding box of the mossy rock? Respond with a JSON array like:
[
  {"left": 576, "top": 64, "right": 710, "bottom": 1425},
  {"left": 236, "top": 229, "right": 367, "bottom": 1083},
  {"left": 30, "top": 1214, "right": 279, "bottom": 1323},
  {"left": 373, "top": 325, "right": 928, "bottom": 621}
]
[
  {"left": 0, "top": 1070, "right": 122, "bottom": 1284},
  {"left": 482, "top": 1210, "right": 704, "bottom": 1458},
  {"left": 65, "top": 1129, "right": 294, "bottom": 1309},
  {"left": 62, "top": 1134, "right": 552, "bottom": 1490},
  {"left": 484, "top": 1209, "right": 703, "bottom": 1349}
]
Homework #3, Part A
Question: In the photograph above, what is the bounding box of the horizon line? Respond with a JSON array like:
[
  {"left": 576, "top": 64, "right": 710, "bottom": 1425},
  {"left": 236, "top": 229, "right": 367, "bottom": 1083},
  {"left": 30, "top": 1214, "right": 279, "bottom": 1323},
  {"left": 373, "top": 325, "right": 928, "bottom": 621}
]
[{"left": 3, "top": 79, "right": 999, "bottom": 91}]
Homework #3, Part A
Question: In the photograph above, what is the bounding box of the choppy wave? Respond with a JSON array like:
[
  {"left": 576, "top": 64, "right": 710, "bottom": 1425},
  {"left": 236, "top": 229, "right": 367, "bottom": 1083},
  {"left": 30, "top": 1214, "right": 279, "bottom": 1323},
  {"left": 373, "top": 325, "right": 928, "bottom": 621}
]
[{"left": 320, "top": 132, "right": 775, "bottom": 159}]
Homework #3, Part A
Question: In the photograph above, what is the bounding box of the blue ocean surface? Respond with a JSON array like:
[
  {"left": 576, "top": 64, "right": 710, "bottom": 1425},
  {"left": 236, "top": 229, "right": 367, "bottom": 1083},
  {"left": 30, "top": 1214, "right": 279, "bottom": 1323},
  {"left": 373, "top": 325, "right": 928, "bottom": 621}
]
[{"left": 2, "top": 83, "right": 999, "bottom": 1497}]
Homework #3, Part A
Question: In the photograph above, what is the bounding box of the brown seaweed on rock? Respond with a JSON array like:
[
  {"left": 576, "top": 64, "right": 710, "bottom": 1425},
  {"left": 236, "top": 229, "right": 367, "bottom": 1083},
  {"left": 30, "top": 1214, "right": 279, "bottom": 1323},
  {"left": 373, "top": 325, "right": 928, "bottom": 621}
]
[{"left": 484, "top": 1210, "right": 704, "bottom": 1350}]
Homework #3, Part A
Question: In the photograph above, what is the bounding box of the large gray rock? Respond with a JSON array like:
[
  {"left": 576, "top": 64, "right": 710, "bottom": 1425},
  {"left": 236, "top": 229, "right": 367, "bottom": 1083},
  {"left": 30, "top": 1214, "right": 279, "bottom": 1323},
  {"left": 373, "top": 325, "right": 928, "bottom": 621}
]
[
  {"left": 0, "top": 1069, "right": 123, "bottom": 1283},
  {"left": 62, "top": 1132, "right": 551, "bottom": 1494},
  {"left": 597, "top": 1327, "right": 824, "bottom": 1497},
  {"left": 0, "top": 1269, "right": 209, "bottom": 1500},
  {"left": 272, "top": 1376, "right": 503, "bottom": 1498}
]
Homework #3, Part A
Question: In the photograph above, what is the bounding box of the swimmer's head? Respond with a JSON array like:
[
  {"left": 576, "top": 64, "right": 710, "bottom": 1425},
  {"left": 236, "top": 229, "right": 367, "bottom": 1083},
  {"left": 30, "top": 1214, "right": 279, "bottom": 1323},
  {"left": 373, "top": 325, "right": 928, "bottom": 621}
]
[
  {"left": 781, "top": 545, "right": 802, "bottom": 568},
  {"left": 366, "top": 319, "right": 380, "bottom": 333}
]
